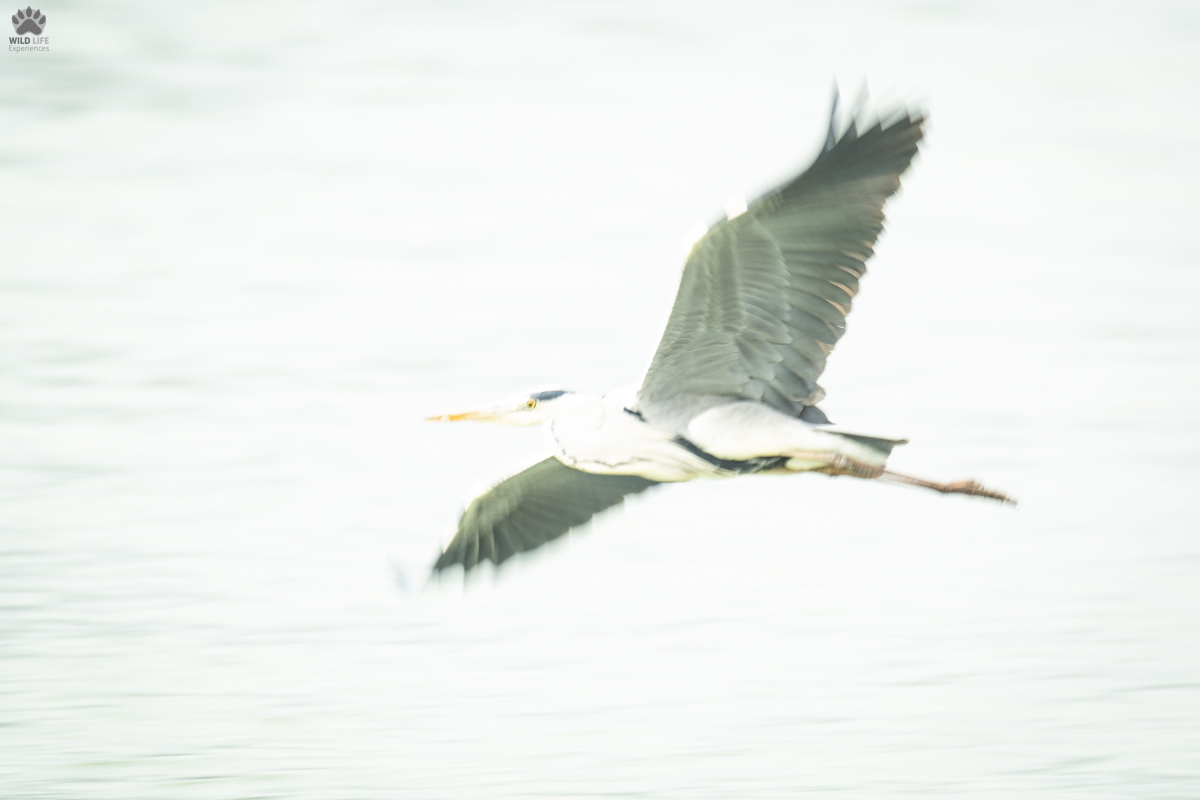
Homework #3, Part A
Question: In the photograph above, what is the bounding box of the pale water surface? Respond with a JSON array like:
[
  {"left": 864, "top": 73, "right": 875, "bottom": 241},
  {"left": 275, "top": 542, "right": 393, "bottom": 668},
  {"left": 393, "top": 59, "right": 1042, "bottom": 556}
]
[{"left": 2, "top": 1, "right": 1199, "bottom": 798}]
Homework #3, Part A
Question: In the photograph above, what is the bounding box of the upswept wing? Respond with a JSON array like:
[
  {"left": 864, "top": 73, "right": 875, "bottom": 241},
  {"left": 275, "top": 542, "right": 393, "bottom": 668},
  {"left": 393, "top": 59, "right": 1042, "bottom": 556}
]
[
  {"left": 432, "top": 457, "right": 659, "bottom": 574},
  {"left": 638, "top": 98, "right": 926, "bottom": 427}
]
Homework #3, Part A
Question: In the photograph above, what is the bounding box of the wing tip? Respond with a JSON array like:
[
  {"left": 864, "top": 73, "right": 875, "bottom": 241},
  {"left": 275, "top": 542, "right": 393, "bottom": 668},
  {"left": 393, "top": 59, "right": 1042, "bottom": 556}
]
[
  {"left": 824, "top": 84, "right": 840, "bottom": 151},
  {"left": 824, "top": 80, "right": 928, "bottom": 151}
]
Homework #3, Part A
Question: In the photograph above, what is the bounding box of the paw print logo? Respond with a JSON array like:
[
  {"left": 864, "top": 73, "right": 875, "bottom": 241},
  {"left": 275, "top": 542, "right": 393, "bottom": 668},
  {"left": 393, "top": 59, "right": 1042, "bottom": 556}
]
[{"left": 11, "top": 6, "right": 46, "bottom": 35}]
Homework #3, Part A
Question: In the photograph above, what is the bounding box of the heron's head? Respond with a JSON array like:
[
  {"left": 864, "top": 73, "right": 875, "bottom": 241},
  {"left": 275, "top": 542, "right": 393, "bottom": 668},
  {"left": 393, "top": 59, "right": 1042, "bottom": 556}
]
[{"left": 426, "top": 389, "right": 574, "bottom": 427}]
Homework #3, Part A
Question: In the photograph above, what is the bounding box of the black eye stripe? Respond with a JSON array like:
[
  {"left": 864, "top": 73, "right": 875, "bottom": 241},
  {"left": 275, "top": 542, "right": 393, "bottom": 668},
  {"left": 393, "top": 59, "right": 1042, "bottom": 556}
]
[{"left": 530, "top": 390, "right": 568, "bottom": 402}]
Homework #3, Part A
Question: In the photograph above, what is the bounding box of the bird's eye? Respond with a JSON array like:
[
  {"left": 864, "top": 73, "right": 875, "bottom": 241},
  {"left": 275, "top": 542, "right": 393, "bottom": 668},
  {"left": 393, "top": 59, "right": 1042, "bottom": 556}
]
[{"left": 525, "top": 399, "right": 537, "bottom": 409}]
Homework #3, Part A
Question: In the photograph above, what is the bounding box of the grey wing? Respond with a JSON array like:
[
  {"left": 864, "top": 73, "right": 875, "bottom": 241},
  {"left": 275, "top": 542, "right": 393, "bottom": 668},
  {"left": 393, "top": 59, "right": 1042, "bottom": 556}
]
[
  {"left": 637, "top": 97, "right": 926, "bottom": 428},
  {"left": 432, "top": 457, "right": 659, "bottom": 574}
]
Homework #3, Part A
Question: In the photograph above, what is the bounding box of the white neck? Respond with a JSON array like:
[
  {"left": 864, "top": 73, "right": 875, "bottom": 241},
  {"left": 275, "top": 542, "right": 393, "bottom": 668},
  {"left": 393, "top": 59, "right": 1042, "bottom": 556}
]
[{"left": 544, "top": 392, "right": 607, "bottom": 431}]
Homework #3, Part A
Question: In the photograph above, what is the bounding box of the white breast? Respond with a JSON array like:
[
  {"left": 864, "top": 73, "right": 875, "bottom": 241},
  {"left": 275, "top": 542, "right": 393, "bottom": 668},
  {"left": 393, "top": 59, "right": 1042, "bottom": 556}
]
[{"left": 547, "top": 397, "right": 716, "bottom": 483}]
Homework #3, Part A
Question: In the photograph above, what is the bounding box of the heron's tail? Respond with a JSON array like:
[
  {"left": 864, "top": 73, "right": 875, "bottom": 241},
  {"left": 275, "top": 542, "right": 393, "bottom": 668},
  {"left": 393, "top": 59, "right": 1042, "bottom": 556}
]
[
  {"left": 832, "top": 432, "right": 908, "bottom": 458},
  {"left": 786, "top": 430, "right": 908, "bottom": 471}
]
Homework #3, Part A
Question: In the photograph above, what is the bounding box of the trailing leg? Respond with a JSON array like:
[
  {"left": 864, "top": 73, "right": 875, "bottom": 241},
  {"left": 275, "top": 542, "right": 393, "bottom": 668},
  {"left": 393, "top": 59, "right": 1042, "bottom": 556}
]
[
  {"left": 877, "top": 470, "right": 1016, "bottom": 504},
  {"left": 789, "top": 451, "right": 1016, "bottom": 505}
]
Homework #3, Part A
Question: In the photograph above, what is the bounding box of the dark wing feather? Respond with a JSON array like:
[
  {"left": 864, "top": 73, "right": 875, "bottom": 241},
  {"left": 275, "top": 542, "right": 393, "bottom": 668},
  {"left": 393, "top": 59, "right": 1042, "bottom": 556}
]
[
  {"left": 638, "top": 98, "right": 925, "bottom": 428},
  {"left": 432, "top": 457, "right": 660, "bottom": 574}
]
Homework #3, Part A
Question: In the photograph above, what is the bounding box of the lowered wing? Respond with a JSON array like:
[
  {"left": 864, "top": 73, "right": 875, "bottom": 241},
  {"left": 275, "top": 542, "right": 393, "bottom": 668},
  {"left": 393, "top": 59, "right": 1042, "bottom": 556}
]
[{"left": 433, "top": 457, "right": 659, "bottom": 574}]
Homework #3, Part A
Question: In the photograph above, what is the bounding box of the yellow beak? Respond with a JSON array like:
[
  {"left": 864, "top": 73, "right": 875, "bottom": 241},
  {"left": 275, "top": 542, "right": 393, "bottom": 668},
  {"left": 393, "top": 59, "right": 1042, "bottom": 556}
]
[{"left": 425, "top": 408, "right": 500, "bottom": 422}]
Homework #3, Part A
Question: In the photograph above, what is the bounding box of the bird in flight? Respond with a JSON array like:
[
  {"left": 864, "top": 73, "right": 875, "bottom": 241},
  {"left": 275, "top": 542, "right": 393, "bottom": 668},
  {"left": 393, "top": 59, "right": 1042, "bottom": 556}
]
[{"left": 427, "top": 93, "right": 1014, "bottom": 575}]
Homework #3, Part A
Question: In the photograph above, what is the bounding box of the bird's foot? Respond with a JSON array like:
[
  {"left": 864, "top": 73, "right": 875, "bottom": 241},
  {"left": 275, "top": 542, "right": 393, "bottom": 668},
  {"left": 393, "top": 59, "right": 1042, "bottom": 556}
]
[{"left": 878, "top": 471, "right": 1016, "bottom": 506}]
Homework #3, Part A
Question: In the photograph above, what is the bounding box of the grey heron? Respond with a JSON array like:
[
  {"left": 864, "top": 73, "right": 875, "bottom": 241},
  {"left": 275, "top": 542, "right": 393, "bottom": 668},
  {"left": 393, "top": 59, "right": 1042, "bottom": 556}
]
[{"left": 427, "top": 94, "right": 1014, "bottom": 574}]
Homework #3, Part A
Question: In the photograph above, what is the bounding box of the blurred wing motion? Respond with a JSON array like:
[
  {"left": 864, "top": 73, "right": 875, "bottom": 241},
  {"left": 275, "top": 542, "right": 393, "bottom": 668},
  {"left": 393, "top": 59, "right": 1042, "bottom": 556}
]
[
  {"left": 638, "top": 99, "right": 926, "bottom": 425},
  {"left": 433, "top": 457, "right": 660, "bottom": 573}
]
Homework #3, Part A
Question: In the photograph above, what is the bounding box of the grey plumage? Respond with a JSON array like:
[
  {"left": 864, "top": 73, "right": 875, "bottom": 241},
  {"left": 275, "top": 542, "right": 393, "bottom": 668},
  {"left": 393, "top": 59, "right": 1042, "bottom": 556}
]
[
  {"left": 433, "top": 457, "right": 658, "bottom": 573},
  {"left": 430, "top": 95, "right": 956, "bottom": 576},
  {"left": 636, "top": 100, "right": 925, "bottom": 434}
]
